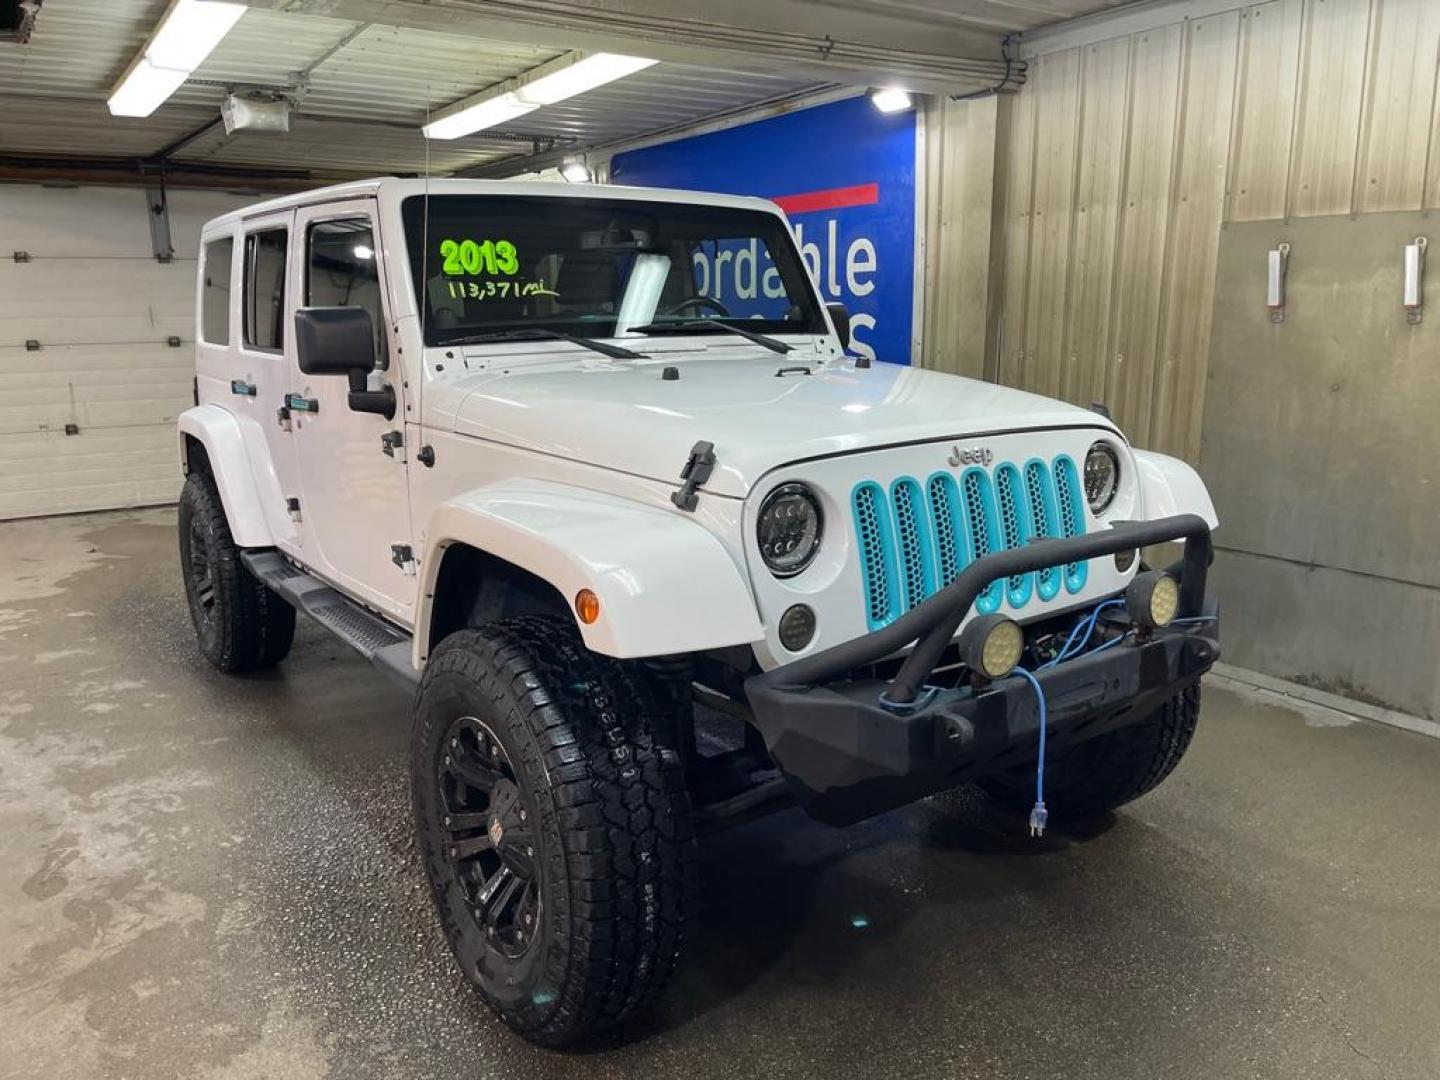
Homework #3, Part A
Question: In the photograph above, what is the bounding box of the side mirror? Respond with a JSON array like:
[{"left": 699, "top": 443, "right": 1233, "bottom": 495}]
[
  {"left": 825, "top": 302, "right": 851, "bottom": 351},
  {"left": 295, "top": 306, "right": 376, "bottom": 376},
  {"left": 294, "top": 307, "right": 395, "bottom": 419}
]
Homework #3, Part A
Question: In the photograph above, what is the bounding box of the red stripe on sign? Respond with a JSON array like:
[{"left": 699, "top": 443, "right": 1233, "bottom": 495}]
[{"left": 771, "top": 182, "right": 880, "bottom": 215}]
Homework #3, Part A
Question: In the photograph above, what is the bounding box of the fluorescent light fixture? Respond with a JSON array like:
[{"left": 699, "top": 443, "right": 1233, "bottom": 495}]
[
  {"left": 521, "top": 53, "right": 657, "bottom": 105},
  {"left": 108, "top": 0, "right": 246, "bottom": 118},
  {"left": 107, "top": 59, "right": 191, "bottom": 118},
  {"left": 560, "top": 159, "right": 593, "bottom": 183},
  {"left": 869, "top": 87, "right": 914, "bottom": 113},
  {"left": 424, "top": 91, "right": 536, "bottom": 140},
  {"left": 424, "top": 51, "right": 658, "bottom": 140}
]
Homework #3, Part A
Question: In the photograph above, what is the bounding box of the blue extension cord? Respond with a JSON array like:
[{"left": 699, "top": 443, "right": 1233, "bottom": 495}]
[{"left": 1010, "top": 602, "right": 1217, "bottom": 838}]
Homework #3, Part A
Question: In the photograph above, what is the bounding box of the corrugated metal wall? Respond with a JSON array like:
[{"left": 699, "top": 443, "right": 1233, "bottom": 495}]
[{"left": 931, "top": 0, "right": 1440, "bottom": 462}]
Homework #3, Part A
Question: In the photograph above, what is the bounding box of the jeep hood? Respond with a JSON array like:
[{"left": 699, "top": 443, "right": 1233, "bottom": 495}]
[{"left": 442, "top": 350, "right": 1119, "bottom": 498}]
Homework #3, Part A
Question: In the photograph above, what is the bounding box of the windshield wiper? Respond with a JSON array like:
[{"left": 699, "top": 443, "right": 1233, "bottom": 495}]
[
  {"left": 439, "top": 327, "right": 647, "bottom": 360},
  {"left": 627, "top": 319, "right": 791, "bottom": 355}
]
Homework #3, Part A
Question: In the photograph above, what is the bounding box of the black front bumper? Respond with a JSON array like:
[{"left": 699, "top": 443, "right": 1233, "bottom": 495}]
[{"left": 744, "top": 515, "right": 1220, "bottom": 826}]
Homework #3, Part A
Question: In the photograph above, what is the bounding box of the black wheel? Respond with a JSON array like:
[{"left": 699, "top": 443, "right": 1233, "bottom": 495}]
[
  {"left": 177, "top": 471, "right": 295, "bottom": 673},
  {"left": 411, "top": 617, "right": 697, "bottom": 1047},
  {"left": 979, "top": 684, "right": 1201, "bottom": 823}
]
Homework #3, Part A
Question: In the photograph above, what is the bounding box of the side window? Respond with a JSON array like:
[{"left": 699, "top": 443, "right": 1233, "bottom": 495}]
[
  {"left": 306, "top": 218, "right": 385, "bottom": 362},
  {"left": 201, "top": 237, "right": 233, "bottom": 345},
  {"left": 244, "top": 228, "right": 288, "bottom": 351}
]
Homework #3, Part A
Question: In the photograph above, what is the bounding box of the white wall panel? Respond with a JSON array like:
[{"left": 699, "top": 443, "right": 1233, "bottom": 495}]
[{"left": 0, "top": 185, "right": 251, "bottom": 519}]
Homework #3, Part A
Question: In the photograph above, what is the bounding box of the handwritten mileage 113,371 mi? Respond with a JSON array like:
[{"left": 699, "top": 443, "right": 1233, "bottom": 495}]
[{"left": 443, "top": 279, "right": 557, "bottom": 300}]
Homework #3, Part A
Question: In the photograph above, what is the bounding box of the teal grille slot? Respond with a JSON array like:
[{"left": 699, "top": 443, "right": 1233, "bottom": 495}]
[
  {"left": 1052, "top": 455, "right": 1088, "bottom": 593},
  {"left": 852, "top": 481, "right": 899, "bottom": 629},
  {"left": 1024, "top": 459, "right": 1062, "bottom": 602},
  {"left": 927, "top": 472, "right": 962, "bottom": 588},
  {"left": 959, "top": 468, "right": 1004, "bottom": 614},
  {"left": 994, "top": 463, "right": 1034, "bottom": 608},
  {"left": 890, "top": 477, "right": 936, "bottom": 610}
]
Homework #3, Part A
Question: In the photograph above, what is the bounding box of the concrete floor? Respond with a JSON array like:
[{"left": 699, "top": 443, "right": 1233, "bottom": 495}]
[{"left": 2, "top": 508, "right": 1438, "bottom": 1080}]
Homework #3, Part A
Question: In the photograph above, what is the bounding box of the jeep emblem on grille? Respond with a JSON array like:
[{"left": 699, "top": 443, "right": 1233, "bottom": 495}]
[{"left": 947, "top": 445, "right": 993, "bottom": 467}]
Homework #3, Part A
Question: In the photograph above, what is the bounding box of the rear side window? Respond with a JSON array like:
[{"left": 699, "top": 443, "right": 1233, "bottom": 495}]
[
  {"left": 306, "top": 218, "right": 385, "bottom": 362},
  {"left": 201, "top": 237, "right": 233, "bottom": 344},
  {"left": 244, "top": 228, "right": 288, "bottom": 351}
]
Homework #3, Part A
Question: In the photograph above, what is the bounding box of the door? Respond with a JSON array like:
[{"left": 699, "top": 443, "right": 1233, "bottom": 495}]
[
  {"left": 236, "top": 211, "right": 305, "bottom": 555},
  {"left": 289, "top": 199, "right": 414, "bottom": 618}
]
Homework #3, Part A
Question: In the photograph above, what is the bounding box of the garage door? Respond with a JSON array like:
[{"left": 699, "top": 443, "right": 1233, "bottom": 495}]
[{"left": 0, "top": 184, "right": 251, "bottom": 519}]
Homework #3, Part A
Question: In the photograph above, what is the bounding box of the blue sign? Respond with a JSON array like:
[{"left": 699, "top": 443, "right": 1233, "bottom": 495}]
[{"left": 611, "top": 95, "right": 917, "bottom": 364}]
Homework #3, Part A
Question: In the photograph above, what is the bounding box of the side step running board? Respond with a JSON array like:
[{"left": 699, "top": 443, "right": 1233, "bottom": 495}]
[{"left": 241, "top": 550, "right": 420, "bottom": 694}]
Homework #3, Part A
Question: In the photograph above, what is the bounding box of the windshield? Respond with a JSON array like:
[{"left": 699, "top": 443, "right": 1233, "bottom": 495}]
[{"left": 401, "top": 195, "right": 825, "bottom": 348}]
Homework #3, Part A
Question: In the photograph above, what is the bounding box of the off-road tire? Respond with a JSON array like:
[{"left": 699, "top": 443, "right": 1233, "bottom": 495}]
[
  {"left": 979, "top": 684, "right": 1201, "bottom": 823},
  {"left": 411, "top": 617, "right": 697, "bottom": 1047},
  {"left": 178, "top": 471, "right": 296, "bottom": 672}
]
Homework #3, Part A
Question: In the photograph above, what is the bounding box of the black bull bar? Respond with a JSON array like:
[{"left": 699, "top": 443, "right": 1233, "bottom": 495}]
[{"left": 743, "top": 515, "right": 1219, "bottom": 825}]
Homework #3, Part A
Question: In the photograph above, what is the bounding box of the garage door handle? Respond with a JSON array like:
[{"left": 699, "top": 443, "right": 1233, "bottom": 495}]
[
  {"left": 230, "top": 379, "right": 257, "bottom": 397},
  {"left": 285, "top": 393, "right": 319, "bottom": 414}
]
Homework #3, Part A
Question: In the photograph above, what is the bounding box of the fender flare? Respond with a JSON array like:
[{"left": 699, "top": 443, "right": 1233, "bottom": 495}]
[
  {"left": 416, "top": 479, "right": 764, "bottom": 664},
  {"left": 1133, "top": 449, "right": 1218, "bottom": 529},
  {"left": 177, "top": 405, "right": 274, "bottom": 548}
]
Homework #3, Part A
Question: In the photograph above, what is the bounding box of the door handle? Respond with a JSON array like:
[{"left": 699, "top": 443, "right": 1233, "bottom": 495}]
[
  {"left": 230, "top": 379, "right": 257, "bottom": 396},
  {"left": 285, "top": 393, "right": 319, "bottom": 414}
]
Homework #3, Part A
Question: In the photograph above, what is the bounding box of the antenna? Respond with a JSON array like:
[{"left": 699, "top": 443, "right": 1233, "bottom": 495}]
[{"left": 418, "top": 91, "right": 432, "bottom": 422}]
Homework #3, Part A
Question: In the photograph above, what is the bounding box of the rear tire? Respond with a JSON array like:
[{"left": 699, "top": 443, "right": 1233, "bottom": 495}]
[
  {"left": 979, "top": 684, "right": 1201, "bottom": 823},
  {"left": 411, "top": 617, "right": 697, "bottom": 1047},
  {"left": 178, "top": 471, "right": 295, "bottom": 672}
]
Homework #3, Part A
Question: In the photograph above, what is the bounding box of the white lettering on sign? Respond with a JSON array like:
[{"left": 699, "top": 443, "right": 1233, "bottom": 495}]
[{"left": 689, "top": 217, "right": 882, "bottom": 362}]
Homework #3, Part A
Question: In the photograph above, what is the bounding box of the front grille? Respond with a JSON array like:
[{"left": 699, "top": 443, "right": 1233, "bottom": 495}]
[{"left": 852, "top": 455, "right": 1088, "bottom": 630}]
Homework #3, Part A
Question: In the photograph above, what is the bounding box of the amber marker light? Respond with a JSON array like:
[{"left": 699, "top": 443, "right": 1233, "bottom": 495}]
[{"left": 575, "top": 589, "right": 601, "bottom": 625}]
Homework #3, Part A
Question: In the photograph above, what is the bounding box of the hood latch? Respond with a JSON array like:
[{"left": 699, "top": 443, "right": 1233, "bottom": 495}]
[{"left": 671, "top": 440, "right": 716, "bottom": 512}]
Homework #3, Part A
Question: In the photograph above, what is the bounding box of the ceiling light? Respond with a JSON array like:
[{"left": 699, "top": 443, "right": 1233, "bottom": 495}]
[
  {"left": 107, "top": 0, "right": 246, "bottom": 118},
  {"left": 560, "top": 159, "right": 593, "bottom": 183},
  {"left": 521, "top": 53, "right": 657, "bottom": 105},
  {"left": 423, "top": 91, "right": 536, "bottom": 140},
  {"left": 423, "top": 51, "right": 657, "bottom": 140},
  {"left": 107, "top": 59, "right": 191, "bottom": 118},
  {"left": 869, "top": 87, "right": 914, "bottom": 113}
]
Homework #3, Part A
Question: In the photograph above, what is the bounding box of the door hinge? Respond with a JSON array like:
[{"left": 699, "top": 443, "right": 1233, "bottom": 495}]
[
  {"left": 381, "top": 430, "right": 405, "bottom": 462},
  {"left": 391, "top": 544, "right": 417, "bottom": 575},
  {"left": 276, "top": 405, "right": 292, "bottom": 432},
  {"left": 670, "top": 440, "right": 716, "bottom": 512},
  {"left": 286, "top": 497, "right": 302, "bottom": 523}
]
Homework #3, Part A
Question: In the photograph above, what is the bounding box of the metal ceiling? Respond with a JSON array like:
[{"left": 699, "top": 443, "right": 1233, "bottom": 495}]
[
  {"left": 0, "top": 0, "right": 827, "bottom": 184},
  {"left": 0, "top": 0, "right": 1141, "bottom": 186}
]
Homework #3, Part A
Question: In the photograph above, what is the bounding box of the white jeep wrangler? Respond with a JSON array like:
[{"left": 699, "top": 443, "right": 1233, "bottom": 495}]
[{"left": 178, "top": 177, "right": 1220, "bottom": 1046}]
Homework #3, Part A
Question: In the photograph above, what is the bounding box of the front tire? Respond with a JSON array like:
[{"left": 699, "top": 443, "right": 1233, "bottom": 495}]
[
  {"left": 411, "top": 617, "right": 697, "bottom": 1047},
  {"left": 178, "top": 471, "right": 295, "bottom": 672},
  {"left": 979, "top": 684, "right": 1201, "bottom": 823}
]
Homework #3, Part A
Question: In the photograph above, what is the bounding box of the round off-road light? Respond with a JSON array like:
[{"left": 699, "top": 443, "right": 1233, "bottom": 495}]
[
  {"left": 958, "top": 613, "right": 1024, "bottom": 679},
  {"left": 574, "top": 589, "right": 601, "bottom": 625},
  {"left": 1125, "top": 570, "right": 1179, "bottom": 630},
  {"left": 1084, "top": 441, "right": 1120, "bottom": 513},
  {"left": 778, "top": 604, "right": 816, "bottom": 652}
]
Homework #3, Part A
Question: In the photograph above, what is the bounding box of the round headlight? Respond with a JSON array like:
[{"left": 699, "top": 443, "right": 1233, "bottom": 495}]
[
  {"left": 757, "top": 483, "right": 823, "bottom": 578},
  {"left": 1084, "top": 442, "right": 1120, "bottom": 513}
]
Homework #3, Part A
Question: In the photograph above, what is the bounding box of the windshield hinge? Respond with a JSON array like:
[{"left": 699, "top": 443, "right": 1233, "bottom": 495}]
[
  {"left": 670, "top": 440, "right": 716, "bottom": 513},
  {"left": 381, "top": 429, "right": 405, "bottom": 462},
  {"left": 391, "top": 544, "right": 417, "bottom": 576}
]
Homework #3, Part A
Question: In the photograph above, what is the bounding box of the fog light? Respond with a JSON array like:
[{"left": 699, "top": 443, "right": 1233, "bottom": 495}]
[
  {"left": 778, "top": 604, "right": 816, "bottom": 652},
  {"left": 1125, "top": 570, "right": 1179, "bottom": 630},
  {"left": 958, "top": 613, "right": 1024, "bottom": 679},
  {"left": 1114, "top": 548, "right": 1137, "bottom": 573}
]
